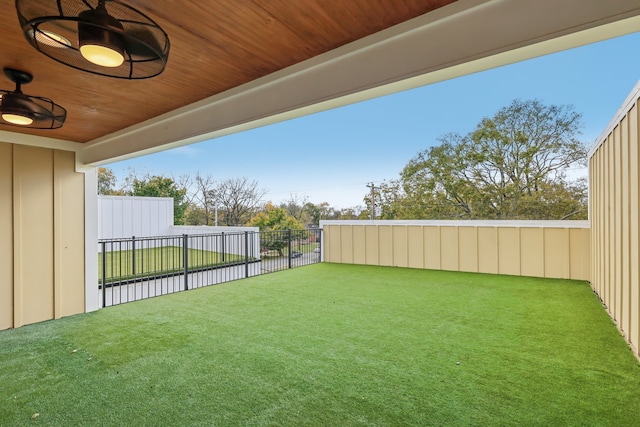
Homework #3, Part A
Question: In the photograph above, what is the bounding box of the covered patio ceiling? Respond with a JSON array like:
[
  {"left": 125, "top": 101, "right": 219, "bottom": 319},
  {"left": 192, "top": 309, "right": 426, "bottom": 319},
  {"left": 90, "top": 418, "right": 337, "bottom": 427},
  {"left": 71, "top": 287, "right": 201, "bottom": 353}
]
[{"left": 1, "top": 0, "right": 639, "bottom": 165}]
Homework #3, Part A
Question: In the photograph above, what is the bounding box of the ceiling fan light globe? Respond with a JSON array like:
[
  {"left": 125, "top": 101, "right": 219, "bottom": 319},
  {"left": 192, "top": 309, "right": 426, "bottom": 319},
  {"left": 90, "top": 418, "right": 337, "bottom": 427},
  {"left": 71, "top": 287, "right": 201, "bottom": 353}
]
[
  {"left": 2, "top": 113, "right": 33, "bottom": 126},
  {"left": 80, "top": 44, "right": 124, "bottom": 67},
  {"left": 78, "top": 8, "right": 126, "bottom": 68}
]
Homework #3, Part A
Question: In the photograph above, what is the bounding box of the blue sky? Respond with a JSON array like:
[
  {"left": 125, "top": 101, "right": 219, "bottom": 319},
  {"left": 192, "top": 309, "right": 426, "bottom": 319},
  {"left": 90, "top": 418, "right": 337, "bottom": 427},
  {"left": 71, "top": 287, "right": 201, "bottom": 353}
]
[{"left": 106, "top": 31, "right": 640, "bottom": 208}]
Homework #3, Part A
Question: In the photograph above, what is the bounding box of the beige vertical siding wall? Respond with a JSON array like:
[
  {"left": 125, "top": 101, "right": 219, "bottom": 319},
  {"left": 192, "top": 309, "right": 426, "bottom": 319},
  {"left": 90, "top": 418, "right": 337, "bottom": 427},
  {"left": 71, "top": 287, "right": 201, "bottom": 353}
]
[
  {"left": 322, "top": 221, "right": 590, "bottom": 281},
  {"left": 0, "top": 143, "right": 13, "bottom": 330},
  {"left": 589, "top": 83, "right": 640, "bottom": 359},
  {"left": 0, "top": 142, "right": 85, "bottom": 330}
]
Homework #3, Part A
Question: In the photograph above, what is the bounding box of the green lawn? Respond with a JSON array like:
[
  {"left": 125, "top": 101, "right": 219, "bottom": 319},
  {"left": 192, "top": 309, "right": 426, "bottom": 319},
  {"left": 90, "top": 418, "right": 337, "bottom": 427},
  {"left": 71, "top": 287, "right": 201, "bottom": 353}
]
[
  {"left": 1, "top": 264, "right": 639, "bottom": 426},
  {"left": 98, "top": 246, "right": 246, "bottom": 283}
]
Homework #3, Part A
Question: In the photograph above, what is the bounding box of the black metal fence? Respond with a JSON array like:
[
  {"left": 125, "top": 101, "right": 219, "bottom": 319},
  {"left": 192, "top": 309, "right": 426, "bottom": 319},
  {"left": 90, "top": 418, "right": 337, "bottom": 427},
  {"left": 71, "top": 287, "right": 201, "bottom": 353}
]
[{"left": 99, "top": 228, "right": 322, "bottom": 307}]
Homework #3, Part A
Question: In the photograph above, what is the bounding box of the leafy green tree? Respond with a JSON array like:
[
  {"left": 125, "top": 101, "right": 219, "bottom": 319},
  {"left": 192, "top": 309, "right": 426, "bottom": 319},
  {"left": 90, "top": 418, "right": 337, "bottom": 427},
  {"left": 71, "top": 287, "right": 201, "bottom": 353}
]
[
  {"left": 515, "top": 178, "right": 588, "bottom": 220},
  {"left": 183, "top": 204, "right": 209, "bottom": 225},
  {"left": 305, "top": 202, "right": 322, "bottom": 225},
  {"left": 362, "top": 181, "right": 403, "bottom": 219},
  {"left": 97, "top": 167, "right": 124, "bottom": 195},
  {"left": 395, "top": 99, "right": 587, "bottom": 220},
  {"left": 130, "top": 175, "right": 188, "bottom": 224},
  {"left": 249, "top": 203, "right": 305, "bottom": 231},
  {"left": 336, "top": 207, "right": 362, "bottom": 220},
  {"left": 317, "top": 202, "right": 337, "bottom": 220},
  {"left": 300, "top": 201, "right": 342, "bottom": 224},
  {"left": 249, "top": 203, "right": 306, "bottom": 255}
]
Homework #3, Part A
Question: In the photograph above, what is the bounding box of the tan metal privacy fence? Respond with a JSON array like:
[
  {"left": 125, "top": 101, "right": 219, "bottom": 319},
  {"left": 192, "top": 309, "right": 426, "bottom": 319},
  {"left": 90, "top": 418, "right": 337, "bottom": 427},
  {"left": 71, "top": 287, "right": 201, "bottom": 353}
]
[
  {"left": 321, "top": 221, "right": 590, "bottom": 280},
  {"left": 589, "top": 82, "right": 640, "bottom": 359}
]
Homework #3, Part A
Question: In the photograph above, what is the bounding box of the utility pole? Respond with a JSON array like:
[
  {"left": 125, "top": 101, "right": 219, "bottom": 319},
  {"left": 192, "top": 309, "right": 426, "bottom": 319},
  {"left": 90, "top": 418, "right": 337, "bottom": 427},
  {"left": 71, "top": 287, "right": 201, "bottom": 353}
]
[{"left": 366, "top": 182, "right": 379, "bottom": 220}]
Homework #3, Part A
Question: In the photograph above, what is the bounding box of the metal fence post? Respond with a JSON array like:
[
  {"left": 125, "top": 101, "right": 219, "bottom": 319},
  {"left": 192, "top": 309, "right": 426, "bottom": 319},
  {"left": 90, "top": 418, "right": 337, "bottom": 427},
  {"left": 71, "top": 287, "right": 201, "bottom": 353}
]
[
  {"left": 244, "top": 231, "right": 249, "bottom": 278},
  {"left": 131, "top": 235, "right": 136, "bottom": 277},
  {"left": 288, "top": 229, "right": 292, "bottom": 269},
  {"left": 221, "top": 232, "right": 226, "bottom": 263},
  {"left": 101, "top": 241, "right": 107, "bottom": 308},
  {"left": 183, "top": 234, "right": 189, "bottom": 290}
]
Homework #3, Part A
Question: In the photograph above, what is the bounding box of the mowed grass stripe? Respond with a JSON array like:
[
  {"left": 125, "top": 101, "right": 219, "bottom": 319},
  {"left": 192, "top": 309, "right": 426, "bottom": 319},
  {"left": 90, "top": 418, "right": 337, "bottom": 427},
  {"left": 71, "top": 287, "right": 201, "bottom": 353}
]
[{"left": 1, "top": 263, "right": 639, "bottom": 426}]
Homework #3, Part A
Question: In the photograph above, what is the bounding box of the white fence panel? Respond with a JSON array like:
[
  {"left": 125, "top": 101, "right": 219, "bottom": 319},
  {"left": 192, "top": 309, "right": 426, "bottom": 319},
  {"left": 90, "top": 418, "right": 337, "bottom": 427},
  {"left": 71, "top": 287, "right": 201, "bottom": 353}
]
[{"left": 98, "top": 195, "right": 174, "bottom": 239}]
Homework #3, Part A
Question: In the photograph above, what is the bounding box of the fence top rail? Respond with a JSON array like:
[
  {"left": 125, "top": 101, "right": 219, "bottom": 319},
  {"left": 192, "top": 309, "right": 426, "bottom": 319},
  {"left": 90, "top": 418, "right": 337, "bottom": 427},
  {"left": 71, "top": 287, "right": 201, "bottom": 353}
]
[
  {"left": 320, "top": 220, "right": 590, "bottom": 229},
  {"left": 98, "top": 231, "right": 254, "bottom": 243},
  {"left": 185, "top": 231, "right": 254, "bottom": 238},
  {"left": 99, "top": 235, "right": 180, "bottom": 243},
  {"left": 98, "top": 228, "right": 322, "bottom": 244}
]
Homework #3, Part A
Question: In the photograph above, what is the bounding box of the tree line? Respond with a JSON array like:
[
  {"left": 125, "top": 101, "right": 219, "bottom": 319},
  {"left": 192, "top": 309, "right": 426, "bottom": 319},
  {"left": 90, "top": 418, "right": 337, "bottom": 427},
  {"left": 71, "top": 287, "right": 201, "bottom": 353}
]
[
  {"left": 100, "top": 99, "right": 588, "bottom": 226},
  {"left": 98, "top": 169, "right": 363, "bottom": 229},
  {"left": 363, "top": 99, "right": 588, "bottom": 220}
]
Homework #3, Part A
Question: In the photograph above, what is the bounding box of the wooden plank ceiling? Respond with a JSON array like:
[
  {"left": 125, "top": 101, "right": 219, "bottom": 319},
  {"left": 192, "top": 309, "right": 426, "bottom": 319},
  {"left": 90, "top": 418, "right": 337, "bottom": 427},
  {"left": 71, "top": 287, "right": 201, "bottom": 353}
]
[{"left": 0, "top": 0, "right": 455, "bottom": 143}]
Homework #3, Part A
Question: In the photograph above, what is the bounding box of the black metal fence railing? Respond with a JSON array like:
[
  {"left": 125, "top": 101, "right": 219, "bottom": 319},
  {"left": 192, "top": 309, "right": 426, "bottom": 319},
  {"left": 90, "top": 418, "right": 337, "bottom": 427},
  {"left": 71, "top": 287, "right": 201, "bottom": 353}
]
[{"left": 98, "top": 228, "right": 322, "bottom": 307}]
